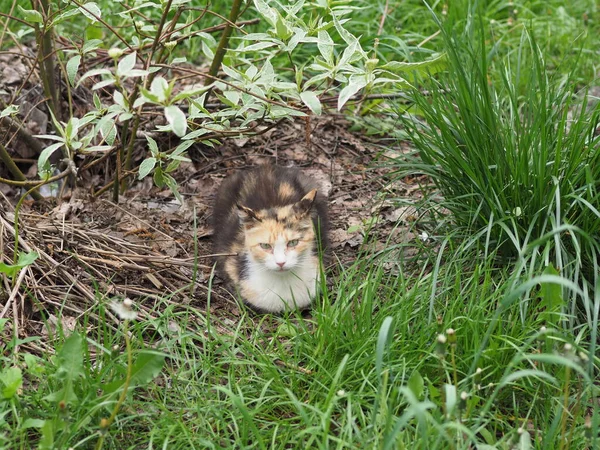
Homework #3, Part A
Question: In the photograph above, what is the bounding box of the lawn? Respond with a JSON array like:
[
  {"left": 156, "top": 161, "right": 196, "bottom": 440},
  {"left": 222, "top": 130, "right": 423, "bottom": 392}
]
[{"left": 0, "top": 0, "right": 598, "bottom": 449}]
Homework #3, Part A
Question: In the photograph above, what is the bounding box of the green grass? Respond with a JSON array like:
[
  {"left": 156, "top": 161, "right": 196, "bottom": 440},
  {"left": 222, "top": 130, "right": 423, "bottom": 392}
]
[{"left": 1, "top": 252, "right": 596, "bottom": 448}]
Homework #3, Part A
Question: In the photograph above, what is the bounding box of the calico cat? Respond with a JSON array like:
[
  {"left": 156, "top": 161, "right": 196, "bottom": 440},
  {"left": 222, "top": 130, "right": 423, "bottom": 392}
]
[{"left": 211, "top": 165, "right": 328, "bottom": 313}]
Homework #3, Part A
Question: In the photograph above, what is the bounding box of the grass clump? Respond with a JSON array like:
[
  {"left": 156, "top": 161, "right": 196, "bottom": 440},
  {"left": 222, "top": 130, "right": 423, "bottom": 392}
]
[{"left": 399, "top": 17, "right": 600, "bottom": 325}]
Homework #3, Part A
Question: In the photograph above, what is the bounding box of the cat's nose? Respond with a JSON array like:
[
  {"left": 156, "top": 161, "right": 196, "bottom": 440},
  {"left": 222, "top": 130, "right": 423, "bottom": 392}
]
[{"left": 276, "top": 261, "right": 286, "bottom": 268}]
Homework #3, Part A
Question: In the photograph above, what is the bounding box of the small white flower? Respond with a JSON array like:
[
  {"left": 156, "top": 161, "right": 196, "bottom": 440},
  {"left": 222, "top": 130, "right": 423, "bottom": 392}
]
[
  {"left": 337, "top": 389, "right": 346, "bottom": 397},
  {"left": 109, "top": 299, "right": 138, "bottom": 320},
  {"left": 419, "top": 231, "right": 429, "bottom": 242}
]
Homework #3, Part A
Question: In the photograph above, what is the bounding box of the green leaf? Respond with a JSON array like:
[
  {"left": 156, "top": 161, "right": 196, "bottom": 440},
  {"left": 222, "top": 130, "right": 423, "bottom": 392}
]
[
  {"left": 407, "top": 370, "right": 424, "bottom": 400},
  {"left": 375, "top": 317, "right": 394, "bottom": 377},
  {"left": 444, "top": 384, "right": 457, "bottom": 416},
  {"left": 23, "top": 418, "right": 45, "bottom": 429},
  {"left": 39, "top": 420, "right": 54, "bottom": 450},
  {"left": 300, "top": 91, "right": 322, "bottom": 115},
  {"left": 57, "top": 333, "right": 84, "bottom": 377},
  {"left": 153, "top": 166, "right": 165, "bottom": 188},
  {"left": 164, "top": 105, "right": 187, "bottom": 137},
  {"left": 164, "top": 174, "right": 184, "bottom": 205},
  {"left": 138, "top": 157, "right": 157, "bottom": 179},
  {"left": 18, "top": 6, "right": 43, "bottom": 24},
  {"left": 103, "top": 351, "right": 165, "bottom": 393},
  {"left": 0, "top": 367, "right": 22, "bottom": 399},
  {"left": 380, "top": 53, "right": 447, "bottom": 77},
  {"left": 44, "top": 333, "right": 84, "bottom": 405},
  {"left": 0, "top": 251, "right": 38, "bottom": 278},
  {"left": 17, "top": 251, "right": 38, "bottom": 267},
  {"left": 540, "top": 264, "right": 563, "bottom": 326},
  {"left": 24, "top": 353, "right": 45, "bottom": 377}
]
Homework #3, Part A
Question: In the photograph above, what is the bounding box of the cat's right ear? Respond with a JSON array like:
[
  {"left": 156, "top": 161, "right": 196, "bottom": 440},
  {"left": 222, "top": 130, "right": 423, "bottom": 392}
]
[{"left": 236, "top": 204, "right": 262, "bottom": 223}]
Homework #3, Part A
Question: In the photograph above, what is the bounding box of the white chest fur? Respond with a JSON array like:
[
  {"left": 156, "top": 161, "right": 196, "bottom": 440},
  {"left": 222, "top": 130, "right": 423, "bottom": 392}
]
[{"left": 241, "top": 256, "right": 319, "bottom": 312}]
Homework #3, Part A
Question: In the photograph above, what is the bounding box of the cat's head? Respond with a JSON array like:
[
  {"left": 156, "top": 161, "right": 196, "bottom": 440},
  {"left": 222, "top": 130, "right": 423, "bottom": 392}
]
[{"left": 237, "top": 189, "right": 317, "bottom": 272}]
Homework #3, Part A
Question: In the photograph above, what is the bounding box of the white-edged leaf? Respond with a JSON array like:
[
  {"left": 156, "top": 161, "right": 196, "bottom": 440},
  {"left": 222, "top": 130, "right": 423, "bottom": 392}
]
[
  {"left": 34, "top": 134, "right": 65, "bottom": 142},
  {"left": 146, "top": 135, "right": 159, "bottom": 155},
  {"left": 123, "top": 69, "right": 149, "bottom": 78},
  {"left": 77, "top": 68, "right": 112, "bottom": 87},
  {"left": 117, "top": 52, "right": 137, "bottom": 76},
  {"left": 17, "top": 6, "right": 43, "bottom": 24},
  {"left": 113, "top": 90, "right": 126, "bottom": 108},
  {"left": 138, "top": 157, "right": 157, "bottom": 179},
  {"left": 300, "top": 91, "right": 322, "bottom": 115},
  {"left": 253, "top": 0, "right": 277, "bottom": 27},
  {"left": 164, "top": 105, "right": 187, "bottom": 137},
  {"left": 236, "top": 41, "right": 278, "bottom": 53},
  {"left": 0, "top": 105, "right": 19, "bottom": 118},
  {"left": 82, "top": 39, "right": 103, "bottom": 54},
  {"left": 337, "top": 76, "right": 367, "bottom": 110},
  {"left": 78, "top": 2, "right": 101, "bottom": 23},
  {"left": 317, "top": 30, "right": 334, "bottom": 64},
  {"left": 150, "top": 77, "right": 169, "bottom": 102},
  {"left": 38, "top": 143, "right": 64, "bottom": 175},
  {"left": 92, "top": 79, "right": 116, "bottom": 90},
  {"left": 66, "top": 55, "right": 81, "bottom": 86}
]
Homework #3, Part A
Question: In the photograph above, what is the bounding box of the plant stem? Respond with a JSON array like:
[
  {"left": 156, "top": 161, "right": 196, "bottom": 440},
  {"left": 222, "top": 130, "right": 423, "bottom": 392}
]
[
  {"left": 121, "top": 0, "right": 176, "bottom": 193},
  {"left": 203, "top": 0, "right": 244, "bottom": 100},
  {"left": 559, "top": 366, "right": 571, "bottom": 450},
  {"left": 35, "top": 0, "right": 61, "bottom": 119},
  {"left": 0, "top": 143, "right": 43, "bottom": 201},
  {"left": 95, "top": 320, "right": 133, "bottom": 450}
]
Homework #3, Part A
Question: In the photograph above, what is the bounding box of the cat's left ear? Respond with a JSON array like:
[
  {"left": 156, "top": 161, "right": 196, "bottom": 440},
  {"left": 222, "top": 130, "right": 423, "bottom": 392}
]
[{"left": 293, "top": 189, "right": 317, "bottom": 217}]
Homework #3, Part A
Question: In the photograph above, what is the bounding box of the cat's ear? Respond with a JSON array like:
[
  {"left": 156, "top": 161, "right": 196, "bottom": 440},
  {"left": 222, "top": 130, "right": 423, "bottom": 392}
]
[
  {"left": 293, "top": 189, "right": 317, "bottom": 217},
  {"left": 236, "top": 204, "right": 262, "bottom": 223}
]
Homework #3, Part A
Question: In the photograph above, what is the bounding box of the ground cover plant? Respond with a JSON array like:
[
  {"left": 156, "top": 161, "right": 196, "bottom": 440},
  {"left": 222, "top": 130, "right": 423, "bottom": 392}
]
[{"left": 0, "top": 0, "right": 599, "bottom": 449}]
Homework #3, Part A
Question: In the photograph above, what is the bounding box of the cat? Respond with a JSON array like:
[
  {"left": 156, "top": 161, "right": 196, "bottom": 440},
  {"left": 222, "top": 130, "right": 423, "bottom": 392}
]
[{"left": 211, "top": 165, "right": 328, "bottom": 313}]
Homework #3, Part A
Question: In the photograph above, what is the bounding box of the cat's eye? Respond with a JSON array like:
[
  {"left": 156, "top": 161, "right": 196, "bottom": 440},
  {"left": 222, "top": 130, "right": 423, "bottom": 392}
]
[
  {"left": 287, "top": 239, "right": 299, "bottom": 248},
  {"left": 259, "top": 243, "right": 272, "bottom": 250}
]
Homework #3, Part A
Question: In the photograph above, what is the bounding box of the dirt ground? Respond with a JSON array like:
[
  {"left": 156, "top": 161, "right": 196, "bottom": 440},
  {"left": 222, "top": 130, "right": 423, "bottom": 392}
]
[{"left": 0, "top": 50, "right": 425, "bottom": 344}]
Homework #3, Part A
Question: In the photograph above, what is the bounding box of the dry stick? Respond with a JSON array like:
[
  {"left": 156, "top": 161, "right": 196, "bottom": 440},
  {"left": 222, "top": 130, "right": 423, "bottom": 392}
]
[
  {"left": 0, "top": 114, "right": 46, "bottom": 155},
  {"left": 377, "top": 0, "right": 390, "bottom": 36},
  {"left": 0, "top": 267, "right": 27, "bottom": 319}
]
